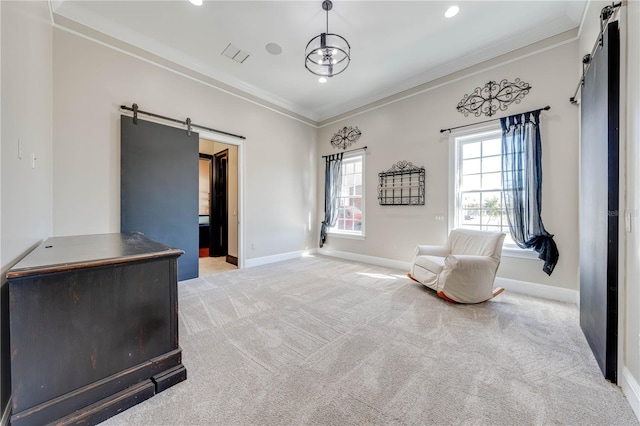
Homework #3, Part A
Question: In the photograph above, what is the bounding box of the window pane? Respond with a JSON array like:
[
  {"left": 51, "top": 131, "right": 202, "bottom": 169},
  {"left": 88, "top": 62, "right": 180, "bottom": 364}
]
[
  {"left": 352, "top": 198, "right": 362, "bottom": 210},
  {"left": 482, "top": 155, "right": 501, "bottom": 173},
  {"left": 461, "top": 192, "right": 481, "bottom": 208},
  {"left": 482, "top": 191, "right": 502, "bottom": 206},
  {"left": 456, "top": 131, "right": 515, "bottom": 242},
  {"left": 462, "top": 174, "right": 481, "bottom": 190},
  {"left": 483, "top": 138, "right": 501, "bottom": 156},
  {"left": 345, "top": 174, "right": 354, "bottom": 187},
  {"left": 482, "top": 172, "right": 502, "bottom": 189},
  {"left": 462, "top": 158, "right": 480, "bottom": 175},
  {"left": 463, "top": 141, "right": 481, "bottom": 159},
  {"left": 481, "top": 192, "right": 502, "bottom": 227},
  {"left": 462, "top": 210, "right": 480, "bottom": 226},
  {"left": 345, "top": 162, "right": 354, "bottom": 174},
  {"left": 336, "top": 204, "right": 361, "bottom": 231},
  {"left": 330, "top": 154, "right": 364, "bottom": 235}
]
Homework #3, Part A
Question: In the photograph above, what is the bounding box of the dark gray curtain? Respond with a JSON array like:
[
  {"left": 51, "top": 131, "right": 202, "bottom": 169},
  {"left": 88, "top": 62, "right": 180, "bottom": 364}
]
[
  {"left": 320, "top": 153, "right": 343, "bottom": 247},
  {"left": 501, "top": 110, "right": 559, "bottom": 275}
]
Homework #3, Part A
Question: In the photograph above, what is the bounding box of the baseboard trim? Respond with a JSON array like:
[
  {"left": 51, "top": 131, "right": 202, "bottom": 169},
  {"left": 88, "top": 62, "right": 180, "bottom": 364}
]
[
  {"left": 319, "top": 250, "right": 577, "bottom": 305},
  {"left": 317, "top": 248, "right": 413, "bottom": 272},
  {"left": 1, "top": 397, "right": 11, "bottom": 426},
  {"left": 621, "top": 367, "right": 640, "bottom": 422},
  {"left": 244, "top": 250, "right": 316, "bottom": 268},
  {"left": 244, "top": 248, "right": 578, "bottom": 305},
  {"left": 226, "top": 255, "right": 238, "bottom": 266},
  {"left": 494, "top": 277, "right": 579, "bottom": 305}
]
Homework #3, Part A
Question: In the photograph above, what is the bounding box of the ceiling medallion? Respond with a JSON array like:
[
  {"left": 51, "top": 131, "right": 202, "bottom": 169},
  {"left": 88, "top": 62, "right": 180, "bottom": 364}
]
[
  {"left": 305, "top": 0, "right": 351, "bottom": 78},
  {"left": 331, "top": 126, "right": 361, "bottom": 150},
  {"left": 457, "top": 79, "right": 532, "bottom": 117}
]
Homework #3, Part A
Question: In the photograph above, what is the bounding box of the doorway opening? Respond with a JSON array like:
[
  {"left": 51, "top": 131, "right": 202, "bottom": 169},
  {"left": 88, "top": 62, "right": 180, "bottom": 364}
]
[{"left": 198, "top": 138, "right": 239, "bottom": 276}]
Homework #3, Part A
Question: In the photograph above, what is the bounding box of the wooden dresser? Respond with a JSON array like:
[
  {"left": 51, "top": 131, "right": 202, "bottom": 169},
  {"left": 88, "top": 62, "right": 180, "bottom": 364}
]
[{"left": 7, "top": 233, "right": 187, "bottom": 425}]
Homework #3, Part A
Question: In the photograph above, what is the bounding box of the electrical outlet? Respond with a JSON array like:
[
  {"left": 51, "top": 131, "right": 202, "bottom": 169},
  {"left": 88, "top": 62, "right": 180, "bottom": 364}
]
[
  {"left": 625, "top": 211, "right": 632, "bottom": 233},
  {"left": 18, "top": 138, "right": 22, "bottom": 159},
  {"left": 251, "top": 243, "right": 256, "bottom": 250}
]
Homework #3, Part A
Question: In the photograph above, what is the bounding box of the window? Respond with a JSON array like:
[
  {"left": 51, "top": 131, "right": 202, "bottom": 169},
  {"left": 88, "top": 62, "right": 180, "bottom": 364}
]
[
  {"left": 329, "top": 152, "right": 365, "bottom": 236},
  {"left": 452, "top": 128, "right": 512, "bottom": 240}
]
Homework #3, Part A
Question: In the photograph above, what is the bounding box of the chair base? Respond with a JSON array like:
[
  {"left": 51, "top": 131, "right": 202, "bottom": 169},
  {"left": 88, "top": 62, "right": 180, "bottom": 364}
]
[
  {"left": 407, "top": 273, "right": 420, "bottom": 283},
  {"left": 407, "top": 273, "right": 505, "bottom": 304}
]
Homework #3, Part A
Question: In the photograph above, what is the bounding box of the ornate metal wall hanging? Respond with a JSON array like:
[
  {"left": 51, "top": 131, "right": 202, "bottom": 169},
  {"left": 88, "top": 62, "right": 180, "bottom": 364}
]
[
  {"left": 378, "top": 161, "right": 425, "bottom": 206},
  {"left": 457, "top": 79, "right": 531, "bottom": 117},
  {"left": 331, "top": 126, "right": 361, "bottom": 150}
]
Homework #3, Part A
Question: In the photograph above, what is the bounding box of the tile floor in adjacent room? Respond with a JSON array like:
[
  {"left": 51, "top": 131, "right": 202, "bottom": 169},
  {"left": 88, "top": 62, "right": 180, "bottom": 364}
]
[{"left": 198, "top": 256, "right": 237, "bottom": 276}]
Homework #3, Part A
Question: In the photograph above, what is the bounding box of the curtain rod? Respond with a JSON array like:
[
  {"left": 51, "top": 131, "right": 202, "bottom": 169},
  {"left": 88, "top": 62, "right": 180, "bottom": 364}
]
[
  {"left": 120, "top": 104, "right": 246, "bottom": 140},
  {"left": 440, "top": 106, "right": 550, "bottom": 134},
  {"left": 322, "top": 146, "right": 367, "bottom": 159},
  {"left": 569, "top": 2, "right": 622, "bottom": 104}
]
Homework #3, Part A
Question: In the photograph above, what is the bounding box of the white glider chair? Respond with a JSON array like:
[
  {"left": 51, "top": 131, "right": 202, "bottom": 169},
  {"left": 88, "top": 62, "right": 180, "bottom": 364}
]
[{"left": 408, "top": 228, "right": 506, "bottom": 304}]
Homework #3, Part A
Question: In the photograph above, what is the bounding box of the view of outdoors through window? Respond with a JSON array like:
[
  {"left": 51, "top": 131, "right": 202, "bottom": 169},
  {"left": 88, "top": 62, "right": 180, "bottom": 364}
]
[
  {"left": 331, "top": 154, "right": 364, "bottom": 234},
  {"left": 458, "top": 132, "right": 511, "bottom": 239}
]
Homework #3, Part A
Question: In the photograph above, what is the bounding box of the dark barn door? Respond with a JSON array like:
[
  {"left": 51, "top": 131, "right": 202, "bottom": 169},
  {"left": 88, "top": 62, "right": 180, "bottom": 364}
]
[
  {"left": 579, "top": 21, "right": 619, "bottom": 382},
  {"left": 121, "top": 115, "right": 199, "bottom": 281}
]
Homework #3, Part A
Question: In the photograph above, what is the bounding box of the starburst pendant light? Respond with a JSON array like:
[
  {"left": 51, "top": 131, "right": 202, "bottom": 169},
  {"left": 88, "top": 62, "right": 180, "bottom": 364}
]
[{"left": 305, "top": 0, "right": 351, "bottom": 78}]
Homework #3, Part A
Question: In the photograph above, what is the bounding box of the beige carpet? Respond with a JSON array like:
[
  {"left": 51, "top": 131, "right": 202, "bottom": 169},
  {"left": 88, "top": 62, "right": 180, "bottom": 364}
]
[{"left": 101, "top": 255, "right": 638, "bottom": 425}]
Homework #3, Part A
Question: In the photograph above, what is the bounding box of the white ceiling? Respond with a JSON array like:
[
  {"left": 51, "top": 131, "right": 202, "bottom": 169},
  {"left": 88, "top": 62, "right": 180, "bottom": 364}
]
[{"left": 52, "top": 1, "right": 587, "bottom": 123}]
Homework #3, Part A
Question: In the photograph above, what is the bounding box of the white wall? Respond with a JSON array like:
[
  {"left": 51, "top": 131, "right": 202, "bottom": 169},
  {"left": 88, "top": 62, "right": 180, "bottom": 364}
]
[
  {"left": 1, "top": 1, "right": 53, "bottom": 267},
  {"left": 318, "top": 35, "right": 579, "bottom": 291},
  {"left": 0, "top": 0, "right": 53, "bottom": 420},
  {"left": 52, "top": 28, "right": 318, "bottom": 261},
  {"left": 621, "top": 0, "right": 640, "bottom": 417}
]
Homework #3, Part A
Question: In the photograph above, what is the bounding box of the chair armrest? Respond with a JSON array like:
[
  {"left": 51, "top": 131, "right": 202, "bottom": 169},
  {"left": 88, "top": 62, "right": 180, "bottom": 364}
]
[
  {"left": 445, "top": 254, "right": 498, "bottom": 270},
  {"left": 415, "top": 245, "right": 449, "bottom": 257}
]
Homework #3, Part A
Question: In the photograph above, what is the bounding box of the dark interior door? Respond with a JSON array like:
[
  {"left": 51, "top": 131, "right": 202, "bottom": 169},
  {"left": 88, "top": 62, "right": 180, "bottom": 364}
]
[
  {"left": 579, "top": 21, "right": 619, "bottom": 382},
  {"left": 121, "top": 115, "right": 199, "bottom": 281},
  {"left": 211, "top": 150, "right": 228, "bottom": 257}
]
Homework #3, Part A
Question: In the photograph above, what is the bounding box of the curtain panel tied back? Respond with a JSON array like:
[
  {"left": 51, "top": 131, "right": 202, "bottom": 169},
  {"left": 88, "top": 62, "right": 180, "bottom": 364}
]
[
  {"left": 320, "top": 153, "right": 344, "bottom": 247},
  {"left": 501, "top": 110, "right": 559, "bottom": 275}
]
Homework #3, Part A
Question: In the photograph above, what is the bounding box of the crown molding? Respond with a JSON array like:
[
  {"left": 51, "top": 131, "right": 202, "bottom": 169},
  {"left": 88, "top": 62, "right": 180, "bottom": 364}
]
[{"left": 52, "top": 13, "right": 319, "bottom": 127}]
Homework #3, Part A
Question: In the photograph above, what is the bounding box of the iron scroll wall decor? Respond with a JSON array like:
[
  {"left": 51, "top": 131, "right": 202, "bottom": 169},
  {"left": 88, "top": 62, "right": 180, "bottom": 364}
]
[
  {"left": 457, "top": 79, "right": 531, "bottom": 118},
  {"left": 378, "top": 161, "right": 425, "bottom": 206},
  {"left": 331, "top": 126, "right": 361, "bottom": 150}
]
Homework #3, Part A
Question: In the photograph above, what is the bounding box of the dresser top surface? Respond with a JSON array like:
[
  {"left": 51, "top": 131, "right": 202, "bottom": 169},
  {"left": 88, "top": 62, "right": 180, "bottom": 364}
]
[{"left": 7, "top": 233, "right": 183, "bottom": 279}]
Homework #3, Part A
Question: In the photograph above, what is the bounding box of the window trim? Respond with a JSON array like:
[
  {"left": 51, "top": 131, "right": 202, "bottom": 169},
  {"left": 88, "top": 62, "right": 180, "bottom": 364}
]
[
  {"left": 327, "top": 150, "right": 366, "bottom": 238},
  {"left": 448, "top": 124, "right": 536, "bottom": 259}
]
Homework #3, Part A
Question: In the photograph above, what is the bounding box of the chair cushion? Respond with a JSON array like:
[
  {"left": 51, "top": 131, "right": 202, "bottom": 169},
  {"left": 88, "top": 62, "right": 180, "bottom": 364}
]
[
  {"left": 414, "top": 255, "right": 445, "bottom": 274},
  {"left": 411, "top": 255, "right": 445, "bottom": 290}
]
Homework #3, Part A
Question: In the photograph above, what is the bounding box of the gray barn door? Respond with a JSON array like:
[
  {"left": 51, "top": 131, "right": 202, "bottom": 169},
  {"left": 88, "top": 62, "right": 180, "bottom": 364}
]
[
  {"left": 121, "top": 115, "right": 199, "bottom": 281},
  {"left": 579, "top": 21, "right": 619, "bottom": 382}
]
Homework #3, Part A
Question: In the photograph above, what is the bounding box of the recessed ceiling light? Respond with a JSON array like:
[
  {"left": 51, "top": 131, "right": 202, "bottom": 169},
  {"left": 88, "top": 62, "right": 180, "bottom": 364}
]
[
  {"left": 445, "top": 5, "right": 459, "bottom": 18},
  {"left": 318, "top": 77, "right": 327, "bottom": 83},
  {"left": 189, "top": 0, "right": 203, "bottom": 5},
  {"left": 265, "top": 43, "right": 283, "bottom": 55}
]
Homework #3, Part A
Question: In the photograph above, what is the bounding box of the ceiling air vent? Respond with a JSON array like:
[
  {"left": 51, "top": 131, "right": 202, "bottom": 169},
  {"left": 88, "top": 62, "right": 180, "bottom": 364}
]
[{"left": 221, "top": 43, "right": 250, "bottom": 64}]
